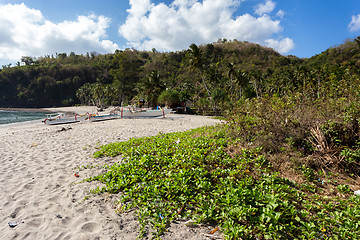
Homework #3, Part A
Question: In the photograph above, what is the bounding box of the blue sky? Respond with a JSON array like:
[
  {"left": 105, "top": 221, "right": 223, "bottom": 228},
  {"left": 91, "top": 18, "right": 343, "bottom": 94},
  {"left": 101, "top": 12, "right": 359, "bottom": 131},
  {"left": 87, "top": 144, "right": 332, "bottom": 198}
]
[{"left": 0, "top": 0, "right": 360, "bottom": 67}]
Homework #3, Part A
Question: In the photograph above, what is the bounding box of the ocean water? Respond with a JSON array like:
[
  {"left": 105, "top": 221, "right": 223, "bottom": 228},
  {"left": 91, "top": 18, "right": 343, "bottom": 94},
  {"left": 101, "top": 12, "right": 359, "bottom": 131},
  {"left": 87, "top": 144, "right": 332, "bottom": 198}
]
[{"left": 0, "top": 110, "right": 47, "bottom": 125}]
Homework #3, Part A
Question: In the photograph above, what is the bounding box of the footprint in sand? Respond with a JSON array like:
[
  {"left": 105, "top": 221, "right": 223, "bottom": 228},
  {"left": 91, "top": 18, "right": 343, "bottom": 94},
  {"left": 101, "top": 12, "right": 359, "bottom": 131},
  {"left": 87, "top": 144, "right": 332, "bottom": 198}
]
[
  {"left": 10, "top": 207, "right": 21, "bottom": 218},
  {"left": 48, "top": 195, "right": 61, "bottom": 203},
  {"left": 27, "top": 218, "right": 43, "bottom": 228},
  {"left": 80, "top": 222, "right": 100, "bottom": 233},
  {"left": 23, "top": 182, "right": 35, "bottom": 190}
]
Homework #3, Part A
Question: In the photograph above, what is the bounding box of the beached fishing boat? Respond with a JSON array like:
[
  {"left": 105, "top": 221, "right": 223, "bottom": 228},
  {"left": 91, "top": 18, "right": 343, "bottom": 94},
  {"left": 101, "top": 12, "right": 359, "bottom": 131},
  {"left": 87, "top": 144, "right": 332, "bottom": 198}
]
[
  {"left": 44, "top": 107, "right": 172, "bottom": 124},
  {"left": 88, "top": 113, "right": 119, "bottom": 122},
  {"left": 120, "top": 108, "right": 172, "bottom": 118},
  {"left": 44, "top": 112, "right": 89, "bottom": 125}
]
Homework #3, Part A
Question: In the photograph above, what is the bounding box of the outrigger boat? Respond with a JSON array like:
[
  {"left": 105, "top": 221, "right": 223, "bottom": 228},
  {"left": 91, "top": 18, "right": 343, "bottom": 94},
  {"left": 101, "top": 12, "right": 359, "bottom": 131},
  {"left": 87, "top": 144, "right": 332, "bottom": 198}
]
[
  {"left": 43, "top": 107, "right": 172, "bottom": 125},
  {"left": 88, "top": 113, "right": 119, "bottom": 122},
  {"left": 43, "top": 112, "right": 89, "bottom": 125},
  {"left": 120, "top": 107, "right": 172, "bottom": 118}
]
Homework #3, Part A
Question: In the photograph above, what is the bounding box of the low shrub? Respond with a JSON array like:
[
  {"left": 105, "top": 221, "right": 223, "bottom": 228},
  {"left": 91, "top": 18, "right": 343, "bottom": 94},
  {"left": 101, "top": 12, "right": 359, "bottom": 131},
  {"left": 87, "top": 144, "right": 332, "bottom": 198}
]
[{"left": 88, "top": 126, "right": 360, "bottom": 239}]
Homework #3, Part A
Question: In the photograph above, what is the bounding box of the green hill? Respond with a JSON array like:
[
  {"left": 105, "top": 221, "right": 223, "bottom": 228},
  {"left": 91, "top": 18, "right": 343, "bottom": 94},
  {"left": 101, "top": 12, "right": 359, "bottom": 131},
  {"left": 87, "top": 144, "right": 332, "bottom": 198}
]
[{"left": 0, "top": 38, "right": 359, "bottom": 109}]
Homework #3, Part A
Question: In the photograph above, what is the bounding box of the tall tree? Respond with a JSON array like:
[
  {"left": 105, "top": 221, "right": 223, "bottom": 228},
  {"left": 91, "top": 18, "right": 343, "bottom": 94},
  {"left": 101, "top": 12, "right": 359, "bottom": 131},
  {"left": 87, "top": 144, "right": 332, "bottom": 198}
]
[
  {"left": 137, "top": 70, "right": 165, "bottom": 107},
  {"left": 187, "top": 43, "right": 215, "bottom": 110},
  {"left": 227, "top": 62, "right": 237, "bottom": 101},
  {"left": 187, "top": 44, "right": 212, "bottom": 99},
  {"left": 227, "top": 63, "right": 249, "bottom": 99},
  {"left": 110, "top": 50, "right": 142, "bottom": 105},
  {"left": 21, "top": 56, "right": 34, "bottom": 66}
]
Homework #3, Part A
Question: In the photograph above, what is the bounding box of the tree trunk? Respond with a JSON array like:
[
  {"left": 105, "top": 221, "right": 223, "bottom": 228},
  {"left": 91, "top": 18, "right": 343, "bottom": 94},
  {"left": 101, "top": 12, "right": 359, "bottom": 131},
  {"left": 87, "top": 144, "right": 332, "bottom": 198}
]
[{"left": 201, "top": 75, "right": 216, "bottom": 112}]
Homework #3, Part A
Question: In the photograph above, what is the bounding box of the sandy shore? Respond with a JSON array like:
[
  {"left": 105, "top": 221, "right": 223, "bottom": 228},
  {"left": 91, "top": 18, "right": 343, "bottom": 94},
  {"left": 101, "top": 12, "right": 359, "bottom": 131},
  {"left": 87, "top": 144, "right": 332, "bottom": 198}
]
[{"left": 0, "top": 107, "right": 223, "bottom": 240}]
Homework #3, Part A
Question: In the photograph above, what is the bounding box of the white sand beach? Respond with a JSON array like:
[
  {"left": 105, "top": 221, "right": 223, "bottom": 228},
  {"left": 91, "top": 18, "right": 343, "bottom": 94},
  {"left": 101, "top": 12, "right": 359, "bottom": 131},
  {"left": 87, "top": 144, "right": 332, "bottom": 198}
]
[{"left": 0, "top": 107, "right": 223, "bottom": 240}]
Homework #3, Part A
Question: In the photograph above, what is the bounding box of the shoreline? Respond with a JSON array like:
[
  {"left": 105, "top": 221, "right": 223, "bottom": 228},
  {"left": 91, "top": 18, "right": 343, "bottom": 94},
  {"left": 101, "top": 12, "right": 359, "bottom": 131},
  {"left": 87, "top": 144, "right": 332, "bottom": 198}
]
[
  {"left": 0, "top": 106, "right": 98, "bottom": 127},
  {"left": 0, "top": 119, "right": 44, "bottom": 128},
  {"left": 0, "top": 106, "right": 192, "bottom": 127},
  {"left": 0, "top": 107, "right": 54, "bottom": 112},
  {"left": 0, "top": 106, "right": 97, "bottom": 113},
  {"left": 0, "top": 105, "right": 99, "bottom": 113}
]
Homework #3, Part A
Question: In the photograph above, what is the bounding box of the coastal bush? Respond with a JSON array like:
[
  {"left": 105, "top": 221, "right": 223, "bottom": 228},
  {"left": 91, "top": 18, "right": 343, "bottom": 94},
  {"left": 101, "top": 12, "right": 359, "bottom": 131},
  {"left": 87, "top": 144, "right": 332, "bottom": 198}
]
[
  {"left": 158, "top": 89, "right": 180, "bottom": 107},
  {"left": 227, "top": 93, "right": 360, "bottom": 173},
  {"left": 88, "top": 126, "right": 360, "bottom": 239}
]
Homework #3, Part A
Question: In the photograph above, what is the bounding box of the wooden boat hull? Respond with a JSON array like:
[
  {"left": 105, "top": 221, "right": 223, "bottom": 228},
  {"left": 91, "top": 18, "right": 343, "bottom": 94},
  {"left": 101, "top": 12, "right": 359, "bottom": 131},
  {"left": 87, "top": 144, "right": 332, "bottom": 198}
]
[
  {"left": 44, "top": 112, "right": 89, "bottom": 125},
  {"left": 89, "top": 114, "right": 119, "bottom": 122},
  {"left": 44, "top": 118, "right": 79, "bottom": 125}
]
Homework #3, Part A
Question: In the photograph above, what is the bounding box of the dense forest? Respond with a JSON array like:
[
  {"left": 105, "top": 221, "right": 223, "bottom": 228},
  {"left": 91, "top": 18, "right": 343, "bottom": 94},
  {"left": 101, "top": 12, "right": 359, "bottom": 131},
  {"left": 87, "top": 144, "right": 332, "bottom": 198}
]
[{"left": 1, "top": 37, "right": 360, "bottom": 112}]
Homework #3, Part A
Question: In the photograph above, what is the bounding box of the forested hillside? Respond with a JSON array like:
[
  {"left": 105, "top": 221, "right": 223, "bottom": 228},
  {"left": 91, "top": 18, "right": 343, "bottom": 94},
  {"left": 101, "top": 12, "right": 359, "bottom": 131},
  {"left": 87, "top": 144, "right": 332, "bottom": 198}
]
[{"left": 0, "top": 38, "right": 359, "bottom": 110}]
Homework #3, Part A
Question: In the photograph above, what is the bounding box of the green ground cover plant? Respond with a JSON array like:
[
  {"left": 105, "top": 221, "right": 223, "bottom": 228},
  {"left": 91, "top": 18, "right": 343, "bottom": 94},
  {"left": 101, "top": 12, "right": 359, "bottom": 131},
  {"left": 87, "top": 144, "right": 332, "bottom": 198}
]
[{"left": 88, "top": 122, "right": 360, "bottom": 239}]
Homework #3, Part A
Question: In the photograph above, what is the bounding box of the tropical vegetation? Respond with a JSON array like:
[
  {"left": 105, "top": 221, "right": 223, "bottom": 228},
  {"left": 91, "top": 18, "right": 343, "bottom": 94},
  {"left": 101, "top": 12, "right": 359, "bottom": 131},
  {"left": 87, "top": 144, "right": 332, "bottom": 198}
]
[
  {"left": 88, "top": 103, "right": 360, "bottom": 239},
  {"left": 2, "top": 37, "right": 360, "bottom": 239},
  {"left": 1, "top": 37, "right": 359, "bottom": 111}
]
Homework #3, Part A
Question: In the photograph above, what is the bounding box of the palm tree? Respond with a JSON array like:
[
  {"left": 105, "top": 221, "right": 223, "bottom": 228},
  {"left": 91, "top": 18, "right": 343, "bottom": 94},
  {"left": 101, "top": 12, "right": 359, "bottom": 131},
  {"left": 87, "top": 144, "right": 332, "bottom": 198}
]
[
  {"left": 227, "top": 62, "right": 237, "bottom": 101},
  {"left": 236, "top": 69, "right": 249, "bottom": 99},
  {"left": 187, "top": 43, "right": 214, "bottom": 107},
  {"left": 227, "top": 62, "right": 249, "bottom": 99},
  {"left": 248, "top": 71, "right": 262, "bottom": 98},
  {"left": 138, "top": 70, "right": 165, "bottom": 107}
]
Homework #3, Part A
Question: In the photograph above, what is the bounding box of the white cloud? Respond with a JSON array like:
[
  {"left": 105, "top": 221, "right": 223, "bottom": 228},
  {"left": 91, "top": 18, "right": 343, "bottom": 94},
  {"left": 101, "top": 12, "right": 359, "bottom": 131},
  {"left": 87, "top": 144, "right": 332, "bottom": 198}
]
[
  {"left": 119, "top": 0, "right": 293, "bottom": 54},
  {"left": 349, "top": 14, "right": 360, "bottom": 32},
  {"left": 265, "top": 37, "right": 294, "bottom": 54},
  {"left": 276, "top": 10, "right": 285, "bottom": 18},
  {"left": 254, "top": 0, "right": 276, "bottom": 16},
  {"left": 0, "top": 3, "right": 118, "bottom": 65},
  {"left": 128, "top": 0, "right": 154, "bottom": 17}
]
